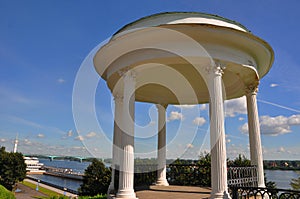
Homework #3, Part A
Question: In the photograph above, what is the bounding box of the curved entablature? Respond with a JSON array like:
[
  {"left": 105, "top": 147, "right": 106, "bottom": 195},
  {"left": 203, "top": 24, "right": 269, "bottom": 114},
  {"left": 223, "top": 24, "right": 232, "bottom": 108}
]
[{"left": 93, "top": 12, "right": 274, "bottom": 105}]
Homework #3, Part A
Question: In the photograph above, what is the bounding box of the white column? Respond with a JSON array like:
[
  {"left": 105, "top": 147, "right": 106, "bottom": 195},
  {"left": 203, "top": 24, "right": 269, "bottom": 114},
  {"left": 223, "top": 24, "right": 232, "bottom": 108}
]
[
  {"left": 207, "top": 64, "right": 230, "bottom": 199},
  {"left": 246, "top": 85, "right": 265, "bottom": 187},
  {"left": 108, "top": 94, "right": 123, "bottom": 194},
  {"left": 116, "top": 70, "right": 137, "bottom": 199},
  {"left": 155, "top": 104, "right": 169, "bottom": 186}
]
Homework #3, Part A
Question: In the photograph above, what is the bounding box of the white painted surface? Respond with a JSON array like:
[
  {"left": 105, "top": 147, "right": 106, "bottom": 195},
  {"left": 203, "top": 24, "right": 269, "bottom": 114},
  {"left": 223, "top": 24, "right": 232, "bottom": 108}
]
[
  {"left": 156, "top": 104, "right": 169, "bottom": 186},
  {"left": 246, "top": 86, "right": 266, "bottom": 187}
]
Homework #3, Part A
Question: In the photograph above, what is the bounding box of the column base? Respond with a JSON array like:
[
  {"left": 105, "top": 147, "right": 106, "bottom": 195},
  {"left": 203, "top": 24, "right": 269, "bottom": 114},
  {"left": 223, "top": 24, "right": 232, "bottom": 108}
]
[
  {"left": 107, "top": 182, "right": 115, "bottom": 194},
  {"left": 210, "top": 191, "right": 231, "bottom": 199},
  {"left": 155, "top": 179, "right": 169, "bottom": 186},
  {"left": 116, "top": 189, "right": 137, "bottom": 199}
]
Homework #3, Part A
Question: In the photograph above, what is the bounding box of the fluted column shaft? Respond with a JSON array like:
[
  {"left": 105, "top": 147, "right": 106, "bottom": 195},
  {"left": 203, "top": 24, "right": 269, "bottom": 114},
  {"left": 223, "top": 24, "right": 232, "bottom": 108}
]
[
  {"left": 156, "top": 104, "right": 169, "bottom": 186},
  {"left": 207, "top": 64, "right": 230, "bottom": 199},
  {"left": 116, "top": 71, "right": 137, "bottom": 199},
  {"left": 108, "top": 94, "right": 123, "bottom": 194},
  {"left": 246, "top": 85, "right": 265, "bottom": 187}
]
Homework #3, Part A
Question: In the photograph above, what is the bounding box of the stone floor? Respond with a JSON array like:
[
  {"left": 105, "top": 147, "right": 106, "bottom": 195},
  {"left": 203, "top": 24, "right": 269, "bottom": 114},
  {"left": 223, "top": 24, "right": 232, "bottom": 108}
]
[
  {"left": 135, "top": 185, "right": 211, "bottom": 199},
  {"left": 16, "top": 182, "right": 212, "bottom": 199}
]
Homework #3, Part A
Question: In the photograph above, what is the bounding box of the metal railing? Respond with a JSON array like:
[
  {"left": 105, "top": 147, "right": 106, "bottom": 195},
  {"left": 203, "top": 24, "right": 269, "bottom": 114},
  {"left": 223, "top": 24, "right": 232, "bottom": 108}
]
[
  {"left": 229, "top": 186, "right": 300, "bottom": 199},
  {"left": 228, "top": 166, "right": 258, "bottom": 187},
  {"left": 116, "top": 164, "right": 300, "bottom": 199},
  {"left": 26, "top": 175, "right": 78, "bottom": 194},
  {"left": 133, "top": 164, "right": 258, "bottom": 187}
]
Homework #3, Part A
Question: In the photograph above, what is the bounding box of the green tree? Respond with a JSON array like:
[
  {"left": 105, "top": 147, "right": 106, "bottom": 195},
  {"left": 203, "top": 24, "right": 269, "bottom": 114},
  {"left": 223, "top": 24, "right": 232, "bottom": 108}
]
[
  {"left": 0, "top": 146, "right": 26, "bottom": 191},
  {"left": 228, "top": 154, "right": 251, "bottom": 167},
  {"left": 196, "top": 152, "right": 211, "bottom": 186},
  {"left": 78, "top": 159, "right": 111, "bottom": 196},
  {"left": 290, "top": 176, "right": 300, "bottom": 190}
]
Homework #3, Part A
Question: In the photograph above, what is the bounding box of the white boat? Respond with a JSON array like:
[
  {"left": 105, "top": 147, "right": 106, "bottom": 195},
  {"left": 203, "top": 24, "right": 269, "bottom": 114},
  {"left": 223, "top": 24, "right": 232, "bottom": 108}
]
[{"left": 24, "top": 157, "right": 45, "bottom": 174}]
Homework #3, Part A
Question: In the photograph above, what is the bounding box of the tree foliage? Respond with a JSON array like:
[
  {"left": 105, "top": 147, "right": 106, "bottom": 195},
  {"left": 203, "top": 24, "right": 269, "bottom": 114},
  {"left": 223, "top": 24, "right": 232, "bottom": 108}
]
[
  {"left": 78, "top": 159, "right": 111, "bottom": 196},
  {"left": 0, "top": 146, "right": 26, "bottom": 191},
  {"left": 228, "top": 154, "right": 251, "bottom": 167},
  {"left": 290, "top": 176, "right": 300, "bottom": 190},
  {"left": 196, "top": 152, "right": 211, "bottom": 186}
]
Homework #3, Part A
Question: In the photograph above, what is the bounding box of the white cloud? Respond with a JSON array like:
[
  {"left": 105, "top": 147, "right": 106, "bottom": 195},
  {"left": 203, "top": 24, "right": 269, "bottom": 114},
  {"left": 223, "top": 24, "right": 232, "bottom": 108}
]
[
  {"left": 288, "top": 115, "right": 300, "bottom": 125},
  {"left": 240, "top": 114, "right": 300, "bottom": 136},
  {"left": 173, "top": 105, "right": 196, "bottom": 109},
  {"left": 240, "top": 123, "right": 248, "bottom": 134},
  {"left": 24, "top": 139, "right": 32, "bottom": 146},
  {"left": 193, "top": 117, "right": 206, "bottom": 126},
  {"left": 57, "top": 78, "right": 65, "bottom": 83},
  {"left": 168, "top": 111, "right": 183, "bottom": 121},
  {"left": 238, "top": 117, "right": 245, "bottom": 121},
  {"left": 67, "top": 130, "right": 73, "bottom": 137},
  {"left": 270, "top": 83, "right": 279, "bottom": 87},
  {"left": 199, "top": 104, "right": 207, "bottom": 111},
  {"left": 71, "top": 146, "right": 86, "bottom": 150},
  {"left": 224, "top": 96, "right": 247, "bottom": 117},
  {"left": 86, "top": 131, "right": 97, "bottom": 138},
  {"left": 278, "top": 146, "right": 285, "bottom": 153},
  {"left": 75, "top": 136, "right": 84, "bottom": 141},
  {"left": 37, "top": 133, "right": 45, "bottom": 138},
  {"left": 0, "top": 138, "right": 6, "bottom": 142}
]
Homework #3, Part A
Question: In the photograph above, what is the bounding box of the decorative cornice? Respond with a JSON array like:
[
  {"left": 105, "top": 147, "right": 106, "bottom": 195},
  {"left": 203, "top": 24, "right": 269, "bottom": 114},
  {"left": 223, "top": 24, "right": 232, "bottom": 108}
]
[{"left": 205, "top": 61, "right": 226, "bottom": 76}]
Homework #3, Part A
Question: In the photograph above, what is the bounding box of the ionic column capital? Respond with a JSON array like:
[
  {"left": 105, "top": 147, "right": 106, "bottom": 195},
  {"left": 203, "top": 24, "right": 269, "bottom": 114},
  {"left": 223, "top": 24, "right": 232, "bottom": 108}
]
[
  {"left": 245, "top": 84, "right": 259, "bottom": 95},
  {"left": 156, "top": 104, "right": 168, "bottom": 110},
  {"left": 205, "top": 60, "right": 226, "bottom": 76},
  {"left": 113, "top": 93, "right": 124, "bottom": 103},
  {"left": 118, "top": 69, "right": 137, "bottom": 80}
]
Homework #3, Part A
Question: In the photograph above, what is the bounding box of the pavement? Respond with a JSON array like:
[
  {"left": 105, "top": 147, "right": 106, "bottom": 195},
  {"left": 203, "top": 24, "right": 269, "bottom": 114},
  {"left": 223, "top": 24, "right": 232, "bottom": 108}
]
[
  {"left": 15, "top": 182, "right": 48, "bottom": 199},
  {"left": 15, "top": 179, "right": 78, "bottom": 199},
  {"left": 136, "top": 185, "right": 211, "bottom": 199},
  {"left": 15, "top": 180, "right": 211, "bottom": 199}
]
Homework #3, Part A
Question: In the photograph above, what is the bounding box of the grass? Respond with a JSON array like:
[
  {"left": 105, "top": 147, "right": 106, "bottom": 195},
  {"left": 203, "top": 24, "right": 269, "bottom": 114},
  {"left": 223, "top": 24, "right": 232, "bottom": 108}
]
[
  {"left": 0, "top": 184, "right": 15, "bottom": 199},
  {"left": 21, "top": 180, "right": 62, "bottom": 198},
  {"left": 21, "top": 180, "right": 107, "bottom": 199}
]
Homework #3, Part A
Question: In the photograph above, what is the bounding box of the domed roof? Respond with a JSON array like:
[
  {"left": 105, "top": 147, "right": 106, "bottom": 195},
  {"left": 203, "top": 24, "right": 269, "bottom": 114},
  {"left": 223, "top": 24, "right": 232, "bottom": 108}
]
[
  {"left": 94, "top": 12, "right": 274, "bottom": 104},
  {"left": 113, "top": 12, "right": 250, "bottom": 37}
]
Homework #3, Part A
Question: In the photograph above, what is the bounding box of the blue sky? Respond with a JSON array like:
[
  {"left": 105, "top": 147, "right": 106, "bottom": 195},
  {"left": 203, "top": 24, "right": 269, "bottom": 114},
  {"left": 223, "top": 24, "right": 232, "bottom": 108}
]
[{"left": 1, "top": 0, "right": 300, "bottom": 160}]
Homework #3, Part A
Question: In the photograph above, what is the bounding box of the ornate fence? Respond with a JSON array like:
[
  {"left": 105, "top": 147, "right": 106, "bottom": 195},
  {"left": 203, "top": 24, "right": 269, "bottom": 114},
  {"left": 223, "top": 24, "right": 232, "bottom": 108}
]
[
  {"left": 133, "top": 164, "right": 211, "bottom": 187},
  {"left": 134, "top": 164, "right": 257, "bottom": 187},
  {"left": 229, "top": 186, "right": 300, "bottom": 199},
  {"left": 227, "top": 166, "right": 258, "bottom": 187},
  {"left": 121, "top": 164, "right": 300, "bottom": 198}
]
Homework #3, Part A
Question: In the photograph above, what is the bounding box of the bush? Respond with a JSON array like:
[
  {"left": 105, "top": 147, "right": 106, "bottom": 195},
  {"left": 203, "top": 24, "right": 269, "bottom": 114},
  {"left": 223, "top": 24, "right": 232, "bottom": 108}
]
[
  {"left": 0, "top": 184, "right": 15, "bottom": 199},
  {"left": 290, "top": 176, "right": 300, "bottom": 190}
]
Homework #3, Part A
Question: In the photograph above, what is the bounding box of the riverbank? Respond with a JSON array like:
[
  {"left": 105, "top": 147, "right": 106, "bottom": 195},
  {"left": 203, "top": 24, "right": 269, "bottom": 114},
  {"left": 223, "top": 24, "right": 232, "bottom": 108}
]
[{"left": 15, "top": 179, "right": 78, "bottom": 199}]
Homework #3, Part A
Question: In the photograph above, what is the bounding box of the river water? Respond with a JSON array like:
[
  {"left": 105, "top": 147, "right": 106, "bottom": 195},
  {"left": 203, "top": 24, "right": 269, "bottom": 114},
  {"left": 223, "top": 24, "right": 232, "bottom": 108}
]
[
  {"left": 27, "top": 159, "right": 300, "bottom": 192},
  {"left": 265, "top": 169, "right": 300, "bottom": 189},
  {"left": 27, "top": 159, "right": 90, "bottom": 191}
]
